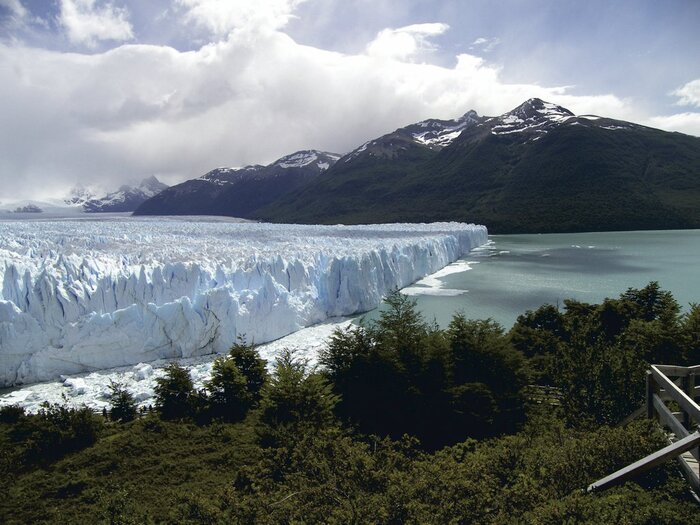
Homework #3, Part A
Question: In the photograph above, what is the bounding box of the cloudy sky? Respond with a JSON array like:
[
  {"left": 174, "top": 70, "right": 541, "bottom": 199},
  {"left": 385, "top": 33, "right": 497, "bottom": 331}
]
[{"left": 1, "top": 0, "right": 699, "bottom": 200}]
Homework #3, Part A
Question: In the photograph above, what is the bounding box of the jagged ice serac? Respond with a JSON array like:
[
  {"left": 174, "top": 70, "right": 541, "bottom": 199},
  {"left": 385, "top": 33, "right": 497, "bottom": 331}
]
[{"left": 0, "top": 219, "right": 487, "bottom": 387}]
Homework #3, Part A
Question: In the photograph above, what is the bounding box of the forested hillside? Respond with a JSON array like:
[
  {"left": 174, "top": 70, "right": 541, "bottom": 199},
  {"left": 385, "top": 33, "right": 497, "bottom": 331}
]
[
  {"left": 1, "top": 283, "right": 699, "bottom": 523},
  {"left": 258, "top": 101, "right": 700, "bottom": 233}
]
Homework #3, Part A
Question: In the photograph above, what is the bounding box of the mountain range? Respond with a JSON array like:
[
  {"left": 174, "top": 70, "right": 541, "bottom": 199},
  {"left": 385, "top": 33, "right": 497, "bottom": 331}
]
[
  {"left": 134, "top": 151, "right": 340, "bottom": 217},
  {"left": 68, "top": 176, "right": 169, "bottom": 213},
  {"left": 134, "top": 99, "right": 700, "bottom": 233}
]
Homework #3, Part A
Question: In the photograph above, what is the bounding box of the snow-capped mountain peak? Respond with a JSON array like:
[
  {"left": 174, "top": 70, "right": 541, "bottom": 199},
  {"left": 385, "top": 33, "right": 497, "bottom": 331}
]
[
  {"left": 490, "top": 98, "right": 576, "bottom": 137},
  {"left": 343, "top": 111, "right": 483, "bottom": 163},
  {"left": 139, "top": 175, "right": 168, "bottom": 195},
  {"left": 64, "top": 184, "right": 100, "bottom": 206},
  {"left": 409, "top": 110, "right": 483, "bottom": 148},
  {"left": 510, "top": 98, "right": 574, "bottom": 121},
  {"left": 197, "top": 165, "right": 264, "bottom": 186},
  {"left": 81, "top": 176, "right": 169, "bottom": 212},
  {"left": 134, "top": 150, "right": 341, "bottom": 216},
  {"left": 273, "top": 150, "right": 342, "bottom": 171}
]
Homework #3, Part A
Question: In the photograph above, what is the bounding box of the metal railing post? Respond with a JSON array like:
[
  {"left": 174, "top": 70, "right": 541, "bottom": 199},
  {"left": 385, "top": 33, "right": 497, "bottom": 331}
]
[{"left": 689, "top": 372, "right": 699, "bottom": 476}]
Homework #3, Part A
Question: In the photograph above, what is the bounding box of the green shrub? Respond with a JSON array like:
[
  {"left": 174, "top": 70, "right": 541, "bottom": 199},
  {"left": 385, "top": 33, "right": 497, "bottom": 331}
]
[
  {"left": 206, "top": 340, "right": 267, "bottom": 421},
  {"left": 154, "top": 363, "right": 196, "bottom": 420},
  {"left": 108, "top": 381, "right": 138, "bottom": 423},
  {"left": 8, "top": 403, "right": 103, "bottom": 466},
  {"left": 259, "top": 350, "right": 339, "bottom": 447},
  {"left": 0, "top": 404, "right": 25, "bottom": 424}
]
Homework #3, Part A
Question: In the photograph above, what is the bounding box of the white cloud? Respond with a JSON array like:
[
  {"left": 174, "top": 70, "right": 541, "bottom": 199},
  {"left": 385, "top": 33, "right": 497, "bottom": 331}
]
[
  {"left": 0, "top": 0, "right": 31, "bottom": 33},
  {"left": 0, "top": 10, "right": 681, "bottom": 201},
  {"left": 0, "top": 0, "right": 27, "bottom": 20},
  {"left": 647, "top": 112, "right": 700, "bottom": 137},
  {"left": 672, "top": 79, "right": 700, "bottom": 108},
  {"left": 176, "top": 0, "right": 307, "bottom": 36},
  {"left": 0, "top": 0, "right": 51, "bottom": 34},
  {"left": 59, "top": 0, "right": 134, "bottom": 47},
  {"left": 366, "top": 23, "right": 449, "bottom": 61},
  {"left": 469, "top": 36, "right": 500, "bottom": 53}
]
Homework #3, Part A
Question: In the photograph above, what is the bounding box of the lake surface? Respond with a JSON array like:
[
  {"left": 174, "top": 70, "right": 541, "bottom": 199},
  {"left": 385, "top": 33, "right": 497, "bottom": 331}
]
[{"left": 365, "top": 229, "right": 700, "bottom": 330}]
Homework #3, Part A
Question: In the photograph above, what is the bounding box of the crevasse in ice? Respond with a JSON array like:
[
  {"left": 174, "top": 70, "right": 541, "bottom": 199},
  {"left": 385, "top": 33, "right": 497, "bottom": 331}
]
[{"left": 0, "top": 219, "right": 487, "bottom": 386}]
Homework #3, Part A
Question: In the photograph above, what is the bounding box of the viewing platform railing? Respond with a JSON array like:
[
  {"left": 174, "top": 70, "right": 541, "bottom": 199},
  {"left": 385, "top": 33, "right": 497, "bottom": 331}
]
[{"left": 587, "top": 364, "right": 700, "bottom": 494}]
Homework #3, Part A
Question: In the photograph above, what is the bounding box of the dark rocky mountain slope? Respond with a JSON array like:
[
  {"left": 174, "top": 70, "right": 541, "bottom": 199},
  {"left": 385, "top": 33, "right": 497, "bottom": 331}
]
[
  {"left": 134, "top": 151, "right": 340, "bottom": 217},
  {"left": 256, "top": 99, "right": 700, "bottom": 233}
]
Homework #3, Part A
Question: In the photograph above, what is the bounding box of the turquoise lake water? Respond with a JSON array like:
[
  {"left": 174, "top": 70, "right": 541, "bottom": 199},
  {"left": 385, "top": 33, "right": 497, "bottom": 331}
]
[{"left": 363, "top": 229, "right": 700, "bottom": 330}]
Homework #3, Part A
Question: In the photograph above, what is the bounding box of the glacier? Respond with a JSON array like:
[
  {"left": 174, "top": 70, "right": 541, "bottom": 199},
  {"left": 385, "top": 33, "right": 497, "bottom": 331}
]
[
  {"left": 0, "top": 317, "right": 354, "bottom": 413},
  {"left": 0, "top": 218, "right": 487, "bottom": 387}
]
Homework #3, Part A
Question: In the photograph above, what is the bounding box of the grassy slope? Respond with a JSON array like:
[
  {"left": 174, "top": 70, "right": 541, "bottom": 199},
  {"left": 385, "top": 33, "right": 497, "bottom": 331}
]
[
  {"left": 2, "top": 413, "right": 699, "bottom": 524},
  {"left": 1, "top": 417, "right": 260, "bottom": 524}
]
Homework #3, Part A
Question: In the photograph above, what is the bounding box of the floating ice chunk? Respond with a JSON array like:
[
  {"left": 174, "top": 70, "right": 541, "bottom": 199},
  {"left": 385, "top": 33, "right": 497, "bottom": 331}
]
[
  {"left": 63, "top": 377, "right": 87, "bottom": 395},
  {"left": 402, "top": 259, "right": 474, "bottom": 296},
  {"left": 133, "top": 391, "right": 152, "bottom": 402},
  {"left": 132, "top": 363, "right": 153, "bottom": 381},
  {"left": 401, "top": 287, "right": 467, "bottom": 297}
]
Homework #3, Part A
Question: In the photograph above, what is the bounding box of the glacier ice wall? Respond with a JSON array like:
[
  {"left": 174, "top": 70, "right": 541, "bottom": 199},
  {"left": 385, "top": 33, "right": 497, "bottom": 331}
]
[{"left": 0, "top": 219, "right": 487, "bottom": 386}]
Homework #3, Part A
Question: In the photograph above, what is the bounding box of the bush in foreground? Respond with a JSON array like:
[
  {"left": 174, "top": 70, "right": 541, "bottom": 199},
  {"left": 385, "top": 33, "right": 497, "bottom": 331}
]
[
  {"left": 154, "top": 363, "right": 196, "bottom": 420},
  {"left": 206, "top": 339, "right": 268, "bottom": 422},
  {"left": 108, "top": 381, "right": 138, "bottom": 423},
  {"left": 321, "top": 291, "right": 528, "bottom": 448}
]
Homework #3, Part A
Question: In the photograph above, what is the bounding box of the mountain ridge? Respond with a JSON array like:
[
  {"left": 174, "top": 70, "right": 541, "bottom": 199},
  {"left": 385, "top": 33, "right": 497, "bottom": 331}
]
[
  {"left": 134, "top": 150, "right": 341, "bottom": 217},
  {"left": 135, "top": 99, "right": 700, "bottom": 233},
  {"left": 256, "top": 99, "right": 700, "bottom": 233},
  {"left": 82, "top": 176, "right": 169, "bottom": 213}
]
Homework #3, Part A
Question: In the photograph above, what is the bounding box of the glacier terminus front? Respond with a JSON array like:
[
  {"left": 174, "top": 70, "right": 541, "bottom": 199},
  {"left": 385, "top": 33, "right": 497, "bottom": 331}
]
[{"left": 0, "top": 219, "right": 487, "bottom": 387}]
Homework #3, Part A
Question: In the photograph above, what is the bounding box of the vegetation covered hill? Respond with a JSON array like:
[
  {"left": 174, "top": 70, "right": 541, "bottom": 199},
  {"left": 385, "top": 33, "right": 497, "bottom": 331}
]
[
  {"left": 2, "top": 283, "right": 699, "bottom": 523},
  {"left": 131, "top": 99, "right": 700, "bottom": 233},
  {"left": 258, "top": 102, "right": 700, "bottom": 233}
]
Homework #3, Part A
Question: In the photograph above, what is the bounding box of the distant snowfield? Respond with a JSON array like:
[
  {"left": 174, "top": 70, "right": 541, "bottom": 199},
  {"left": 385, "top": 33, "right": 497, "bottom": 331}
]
[{"left": 0, "top": 218, "right": 487, "bottom": 395}]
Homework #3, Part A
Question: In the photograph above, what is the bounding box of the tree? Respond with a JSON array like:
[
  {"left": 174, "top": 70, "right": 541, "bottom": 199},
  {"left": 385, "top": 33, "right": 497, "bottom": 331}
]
[
  {"left": 321, "top": 294, "right": 430, "bottom": 443},
  {"left": 373, "top": 290, "right": 428, "bottom": 356},
  {"left": 206, "top": 340, "right": 268, "bottom": 421},
  {"left": 680, "top": 303, "right": 700, "bottom": 365},
  {"left": 227, "top": 339, "right": 268, "bottom": 401},
  {"left": 154, "top": 362, "right": 195, "bottom": 420},
  {"left": 551, "top": 335, "right": 647, "bottom": 427},
  {"left": 259, "top": 350, "right": 339, "bottom": 446},
  {"left": 206, "top": 358, "right": 250, "bottom": 422},
  {"left": 509, "top": 304, "right": 566, "bottom": 369},
  {"left": 108, "top": 381, "right": 137, "bottom": 423},
  {"left": 322, "top": 294, "right": 529, "bottom": 448},
  {"left": 447, "top": 315, "right": 528, "bottom": 436},
  {"left": 621, "top": 281, "right": 680, "bottom": 322}
]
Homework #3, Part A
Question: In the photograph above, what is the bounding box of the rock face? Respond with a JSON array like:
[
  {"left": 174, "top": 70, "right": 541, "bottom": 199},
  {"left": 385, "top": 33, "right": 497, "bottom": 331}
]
[
  {"left": 0, "top": 219, "right": 487, "bottom": 386},
  {"left": 13, "top": 204, "right": 43, "bottom": 213}
]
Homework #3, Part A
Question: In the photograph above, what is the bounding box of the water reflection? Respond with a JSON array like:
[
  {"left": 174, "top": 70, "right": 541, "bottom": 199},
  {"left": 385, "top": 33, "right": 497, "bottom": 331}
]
[{"left": 479, "top": 246, "right": 654, "bottom": 275}]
